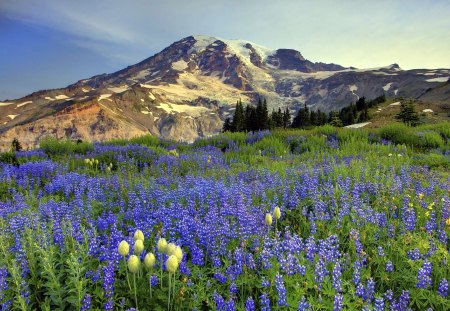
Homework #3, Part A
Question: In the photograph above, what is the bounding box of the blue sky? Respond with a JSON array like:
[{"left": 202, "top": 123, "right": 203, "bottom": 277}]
[{"left": 1, "top": 0, "right": 450, "bottom": 100}]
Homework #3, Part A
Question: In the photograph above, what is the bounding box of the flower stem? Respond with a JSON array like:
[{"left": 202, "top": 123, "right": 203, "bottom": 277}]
[
  {"left": 168, "top": 272, "right": 171, "bottom": 311},
  {"left": 125, "top": 258, "right": 131, "bottom": 291},
  {"left": 133, "top": 273, "right": 138, "bottom": 310}
]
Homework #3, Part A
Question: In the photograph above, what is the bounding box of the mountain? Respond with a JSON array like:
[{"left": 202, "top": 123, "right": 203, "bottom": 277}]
[{"left": 1, "top": 35, "right": 449, "bottom": 150}]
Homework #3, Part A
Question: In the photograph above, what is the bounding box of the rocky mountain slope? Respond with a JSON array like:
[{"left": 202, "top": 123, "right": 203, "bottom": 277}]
[{"left": 1, "top": 35, "right": 449, "bottom": 150}]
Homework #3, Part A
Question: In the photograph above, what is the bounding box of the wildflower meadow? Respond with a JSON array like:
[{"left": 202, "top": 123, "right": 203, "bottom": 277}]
[{"left": 0, "top": 123, "right": 449, "bottom": 310}]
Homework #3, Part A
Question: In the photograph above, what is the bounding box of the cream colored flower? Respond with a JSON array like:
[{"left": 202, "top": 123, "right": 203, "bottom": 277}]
[
  {"left": 134, "top": 239, "right": 144, "bottom": 255},
  {"left": 166, "top": 255, "right": 179, "bottom": 273},
  {"left": 144, "top": 253, "right": 156, "bottom": 269},
  {"left": 273, "top": 206, "right": 281, "bottom": 220},
  {"left": 134, "top": 229, "right": 144, "bottom": 242},
  {"left": 265, "top": 213, "right": 273, "bottom": 226},
  {"left": 118, "top": 240, "right": 129, "bottom": 257},
  {"left": 128, "top": 255, "right": 140, "bottom": 273},
  {"left": 157, "top": 238, "right": 167, "bottom": 253}
]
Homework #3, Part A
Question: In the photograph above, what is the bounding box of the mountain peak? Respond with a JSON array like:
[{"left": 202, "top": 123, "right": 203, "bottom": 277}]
[{"left": 2, "top": 35, "right": 448, "bottom": 151}]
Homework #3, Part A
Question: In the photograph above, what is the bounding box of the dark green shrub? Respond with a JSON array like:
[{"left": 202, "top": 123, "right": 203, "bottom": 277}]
[{"left": 40, "top": 137, "right": 93, "bottom": 156}]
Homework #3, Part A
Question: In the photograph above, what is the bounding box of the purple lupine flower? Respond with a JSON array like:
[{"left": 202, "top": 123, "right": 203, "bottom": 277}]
[
  {"left": 81, "top": 294, "right": 92, "bottom": 311},
  {"left": 225, "top": 299, "right": 235, "bottom": 311},
  {"left": 274, "top": 273, "right": 288, "bottom": 307},
  {"left": 104, "top": 297, "right": 114, "bottom": 311},
  {"left": 398, "top": 290, "right": 410, "bottom": 311},
  {"left": 150, "top": 274, "right": 158, "bottom": 287},
  {"left": 213, "top": 272, "right": 227, "bottom": 284},
  {"left": 417, "top": 260, "right": 432, "bottom": 289},
  {"left": 260, "top": 292, "right": 271, "bottom": 311},
  {"left": 245, "top": 297, "right": 255, "bottom": 311},
  {"left": 261, "top": 277, "right": 270, "bottom": 287},
  {"left": 385, "top": 260, "right": 394, "bottom": 272},
  {"left": 0, "top": 268, "right": 8, "bottom": 302},
  {"left": 352, "top": 260, "right": 362, "bottom": 285},
  {"left": 365, "top": 278, "right": 375, "bottom": 302},
  {"left": 407, "top": 248, "right": 421, "bottom": 260},
  {"left": 377, "top": 246, "right": 385, "bottom": 257},
  {"left": 384, "top": 289, "right": 393, "bottom": 302},
  {"left": 355, "top": 283, "right": 365, "bottom": 298},
  {"left": 297, "top": 296, "right": 311, "bottom": 311},
  {"left": 314, "top": 258, "right": 328, "bottom": 290},
  {"left": 333, "top": 294, "right": 344, "bottom": 311},
  {"left": 229, "top": 282, "right": 238, "bottom": 295},
  {"left": 332, "top": 261, "right": 342, "bottom": 292},
  {"left": 438, "top": 278, "right": 448, "bottom": 297},
  {"left": 102, "top": 261, "right": 115, "bottom": 300},
  {"left": 374, "top": 297, "right": 384, "bottom": 311},
  {"left": 213, "top": 292, "right": 225, "bottom": 311}
]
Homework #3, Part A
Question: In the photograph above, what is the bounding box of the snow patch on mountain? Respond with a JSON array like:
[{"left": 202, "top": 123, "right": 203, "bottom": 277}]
[
  {"left": 108, "top": 86, "right": 129, "bottom": 93},
  {"left": 98, "top": 94, "right": 113, "bottom": 101},
  {"left": 349, "top": 85, "right": 358, "bottom": 92},
  {"left": 426, "top": 77, "right": 449, "bottom": 83},
  {"left": 192, "top": 35, "right": 274, "bottom": 63},
  {"left": 8, "top": 114, "right": 19, "bottom": 120},
  {"left": 17, "top": 101, "right": 32, "bottom": 107},
  {"left": 171, "top": 59, "right": 188, "bottom": 71},
  {"left": 157, "top": 102, "right": 210, "bottom": 117},
  {"left": 0, "top": 102, "right": 13, "bottom": 107},
  {"left": 383, "top": 83, "right": 393, "bottom": 91},
  {"left": 344, "top": 122, "right": 371, "bottom": 128}
]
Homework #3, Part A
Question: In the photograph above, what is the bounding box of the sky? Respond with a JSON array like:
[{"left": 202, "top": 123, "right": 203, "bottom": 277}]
[{"left": 1, "top": 0, "right": 450, "bottom": 100}]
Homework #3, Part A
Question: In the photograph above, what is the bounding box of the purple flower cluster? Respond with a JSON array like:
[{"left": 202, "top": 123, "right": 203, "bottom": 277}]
[
  {"left": 274, "top": 273, "right": 288, "bottom": 307},
  {"left": 417, "top": 260, "right": 432, "bottom": 289}
]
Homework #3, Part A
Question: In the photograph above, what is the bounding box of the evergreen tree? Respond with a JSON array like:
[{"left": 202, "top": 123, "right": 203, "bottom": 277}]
[
  {"left": 317, "top": 109, "right": 327, "bottom": 125},
  {"left": 356, "top": 97, "right": 367, "bottom": 111},
  {"left": 11, "top": 138, "right": 22, "bottom": 152},
  {"left": 255, "top": 98, "right": 269, "bottom": 130},
  {"left": 231, "top": 100, "right": 245, "bottom": 132},
  {"left": 395, "top": 100, "right": 420, "bottom": 126},
  {"left": 283, "top": 107, "right": 291, "bottom": 128},
  {"left": 310, "top": 110, "right": 318, "bottom": 126},
  {"left": 222, "top": 118, "right": 232, "bottom": 132},
  {"left": 245, "top": 105, "right": 258, "bottom": 132},
  {"left": 292, "top": 104, "right": 311, "bottom": 128}
]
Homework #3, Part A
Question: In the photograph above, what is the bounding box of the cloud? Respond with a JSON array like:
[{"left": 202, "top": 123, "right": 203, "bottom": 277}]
[{"left": 1, "top": 0, "right": 450, "bottom": 69}]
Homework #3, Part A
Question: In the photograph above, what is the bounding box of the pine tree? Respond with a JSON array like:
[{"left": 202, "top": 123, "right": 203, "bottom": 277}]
[
  {"left": 231, "top": 100, "right": 245, "bottom": 132},
  {"left": 395, "top": 100, "right": 420, "bottom": 126},
  {"left": 222, "top": 118, "right": 232, "bottom": 132},
  {"left": 283, "top": 107, "right": 291, "bottom": 128},
  {"left": 271, "top": 108, "right": 284, "bottom": 128},
  {"left": 292, "top": 104, "right": 311, "bottom": 128},
  {"left": 245, "top": 105, "right": 258, "bottom": 132},
  {"left": 11, "top": 138, "right": 22, "bottom": 152},
  {"left": 255, "top": 98, "right": 269, "bottom": 130},
  {"left": 317, "top": 109, "right": 327, "bottom": 125}
]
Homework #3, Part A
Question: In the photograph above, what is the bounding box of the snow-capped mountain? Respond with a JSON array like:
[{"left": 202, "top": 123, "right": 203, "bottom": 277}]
[{"left": 1, "top": 35, "right": 449, "bottom": 150}]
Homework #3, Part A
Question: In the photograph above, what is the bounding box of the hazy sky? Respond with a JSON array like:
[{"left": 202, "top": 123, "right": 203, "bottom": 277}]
[{"left": 1, "top": 0, "right": 450, "bottom": 100}]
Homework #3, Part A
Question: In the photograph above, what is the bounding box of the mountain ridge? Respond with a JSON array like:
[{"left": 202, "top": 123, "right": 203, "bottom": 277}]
[{"left": 1, "top": 35, "right": 449, "bottom": 150}]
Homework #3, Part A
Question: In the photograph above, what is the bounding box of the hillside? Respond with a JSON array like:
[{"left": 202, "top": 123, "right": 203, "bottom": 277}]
[{"left": 1, "top": 35, "right": 450, "bottom": 150}]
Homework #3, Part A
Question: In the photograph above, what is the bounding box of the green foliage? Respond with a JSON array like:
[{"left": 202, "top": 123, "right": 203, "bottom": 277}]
[
  {"left": 413, "top": 153, "right": 450, "bottom": 169},
  {"left": 40, "top": 137, "right": 93, "bottom": 156},
  {"left": 379, "top": 123, "right": 416, "bottom": 146},
  {"left": 0, "top": 151, "right": 18, "bottom": 165},
  {"left": 416, "top": 131, "right": 445, "bottom": 149},
  {"left": 396, "top": 100, "right": 421, "bottom": 126},
  {"left": 11, "top": 138, "right": 22, "bottom": 152},
  {"left": 129, "top": 134, "right": 160, "bottom": 147}
]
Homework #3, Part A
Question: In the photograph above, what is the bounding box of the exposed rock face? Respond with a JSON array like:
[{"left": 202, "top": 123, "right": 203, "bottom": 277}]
[{"left": 1, "top": 35, "right": 449, "bottom": 150}]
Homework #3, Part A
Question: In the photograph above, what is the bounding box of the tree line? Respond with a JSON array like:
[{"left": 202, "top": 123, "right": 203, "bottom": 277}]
[
  {"left": 223, "top": 95, "right": 386, "bottom": 132},
  {"left": 222, "top": 99, "right": 291, "bottom": 132}
]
